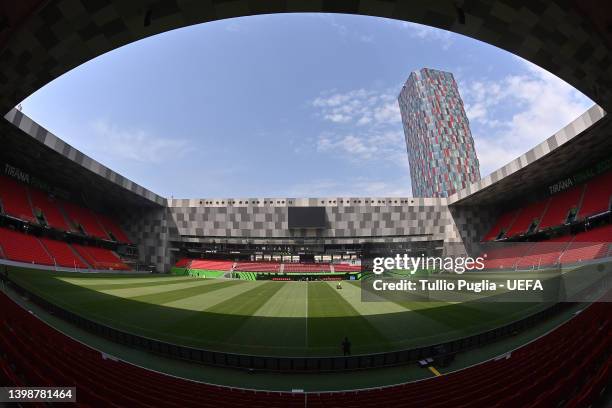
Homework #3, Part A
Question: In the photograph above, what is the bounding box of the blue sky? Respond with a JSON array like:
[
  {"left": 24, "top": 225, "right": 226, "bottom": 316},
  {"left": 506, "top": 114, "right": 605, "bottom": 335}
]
[{"left": 20, "top": 13, "right": 593, "bottom": 198}]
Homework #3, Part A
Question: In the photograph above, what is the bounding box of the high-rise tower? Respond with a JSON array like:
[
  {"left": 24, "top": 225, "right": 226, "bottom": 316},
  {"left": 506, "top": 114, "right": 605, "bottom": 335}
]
[{"left": 398, "top": 68, "right": 480, "bottom": 198}]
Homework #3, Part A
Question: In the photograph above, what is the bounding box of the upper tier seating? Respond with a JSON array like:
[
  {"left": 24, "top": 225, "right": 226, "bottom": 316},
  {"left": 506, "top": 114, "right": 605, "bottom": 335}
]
[
  {"left": 482, "top": 209, "right": 520, "bottom": 241},
  {"left": 189, "top": 259, "right": 234, "bottom": 271},
  {"left": 72, "top": 244, "right": 129, "bottom": 271},
  {"left": 505, "top": 199, "right": 549, "bottom": 237},
  {"left": 29, "top": 189, "right": 71, "bottom": 231},
  {"left": 284, "top": 263, "right": 331, "bottom": 273},
  {"left": 578, "top": 171, "right": 612, "bottom": 219},
  {"left": 0, "top": 291, "right": 608, "bottom": 408},
  {"left": 61, "top": 201, "right": 109, "bottom": 240},
  {"left": 39, "top": 238, "right": 88, "bottom": 268},
  {"left": 538, "top": 185, "right": 583, "bottom": 230},
  {"left": 97, "top": 214, "right": 131, "bottom": 243},
  {"left": 0, "top": 175, "right": 35, "bottom": 223},
  {"left": 0, "top": 228, "right": 52, "bottom": 265},
  {"left": 483, "top": 170, "right": 612, "bottom": 241},
  {"left": 234, "top": 262, "right": 281, "bottom": 272}
]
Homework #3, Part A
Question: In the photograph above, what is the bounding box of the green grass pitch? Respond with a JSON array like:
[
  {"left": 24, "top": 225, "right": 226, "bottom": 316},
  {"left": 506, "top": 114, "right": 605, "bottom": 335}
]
[{"left": 6, "top": 267, "right": 550, "bottom": 357}]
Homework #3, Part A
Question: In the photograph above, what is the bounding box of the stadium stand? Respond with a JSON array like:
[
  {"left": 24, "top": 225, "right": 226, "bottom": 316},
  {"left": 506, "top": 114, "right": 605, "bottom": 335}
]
[
  {"left": 283, "top": 263, "right": 331, "bottom": 273},
  {"left": 578, "top": 171, "right": 612, "bottom": 219},
  {"left": 0, "top": 291, "right": 608, "bottom": 408},
  {"left": 484, "top": 170, "right": 612, "bottom": 241},
  {"left": 234, "top": 262, "right": 281, "bottom": 273},
  {"left": 505, "top": 199, "right": 549, "bottom": 237},
  {"left": 189, "top": 259, "right": 233, "bottom": 271},
  {"left": 61, "top": 201, "right": 109, "bottom": 240},
  {"left": 0, "top": 175, "right": 35, "bottom": 223},
  {"left": 174, "top": 258, "right": 192, "bottom": 268},
  {"left": 29, "top": 189, "right": 71, "bottom": 231},
  {"left": 72, "top": 244, "right": 129, "bottom": 271},
  {"left": 39, "top": 238, "right": 88, "bottom": 269},
  {"left": 333, "top": 264, "right": 362, "bottom": 272},
  {"left": 559, "top": 225, "right": 612, "bottom": 264},
  {"left": 538, "top": 185, "right": 583, "bottom": 230},
  {"left": 514, "top": 236, "right": 572, "bottom": 269},
  {"left": 482, "top": 209, "right": 520, "bottom": 241},
  {"left": 0, "top": 228, "right": 53, "bottom": 266},
  {"left": 484, "top": 223, "right": 612, "bottom": 270},
  {"left": 97, "top": 213, "right": 131, "bottom": 243}
]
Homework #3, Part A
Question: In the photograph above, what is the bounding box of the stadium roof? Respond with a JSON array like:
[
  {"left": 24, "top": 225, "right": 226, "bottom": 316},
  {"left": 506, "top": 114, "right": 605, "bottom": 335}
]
[
  {"left": 450, "top": 105, "right": 610, "bottom": 207},
  {"left": 2, "top": 108, "right": 165, "bottom": 208},
  {"left": 1, "top": 1, "right": 611, "bottom": 205}
]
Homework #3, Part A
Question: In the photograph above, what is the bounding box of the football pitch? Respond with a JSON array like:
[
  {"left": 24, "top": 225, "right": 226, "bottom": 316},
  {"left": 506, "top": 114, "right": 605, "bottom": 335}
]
[{"left": 6, "top": 268, "right": 550, "bottom": 357}]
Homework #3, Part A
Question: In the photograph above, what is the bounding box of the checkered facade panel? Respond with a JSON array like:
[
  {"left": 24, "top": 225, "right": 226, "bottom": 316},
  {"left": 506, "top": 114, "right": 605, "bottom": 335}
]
[
  {"left": 115, "top": 198, "right": 492, "bottom": 272},
  {"left": 399, "top": 68, "right": 480, "bottom": 198}
]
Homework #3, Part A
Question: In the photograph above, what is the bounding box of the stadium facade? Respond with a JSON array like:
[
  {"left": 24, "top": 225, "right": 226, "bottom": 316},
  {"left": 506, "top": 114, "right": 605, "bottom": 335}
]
[{"left": 399, "top": 68, "right": 481, "bottom": 198}]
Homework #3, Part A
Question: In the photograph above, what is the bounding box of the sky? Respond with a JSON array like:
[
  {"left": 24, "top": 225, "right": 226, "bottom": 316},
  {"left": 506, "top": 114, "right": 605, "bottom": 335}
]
[{"left": 20, "top": 13, "right": 593, "bottom": 199}]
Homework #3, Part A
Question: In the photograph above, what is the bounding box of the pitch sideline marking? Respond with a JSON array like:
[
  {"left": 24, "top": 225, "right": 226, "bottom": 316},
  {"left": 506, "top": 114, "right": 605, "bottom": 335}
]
[{"left": 428, "top": 366, "right": 442, "bottom": 376}]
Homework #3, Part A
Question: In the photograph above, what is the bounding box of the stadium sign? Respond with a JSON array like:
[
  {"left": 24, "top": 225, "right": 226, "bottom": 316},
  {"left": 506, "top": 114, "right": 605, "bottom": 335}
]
[{"left": 547, "top": 156, "right": 612, "bottom": 195}]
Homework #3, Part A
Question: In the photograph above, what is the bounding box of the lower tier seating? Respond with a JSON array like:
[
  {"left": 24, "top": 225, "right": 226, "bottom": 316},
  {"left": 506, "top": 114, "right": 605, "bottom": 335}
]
[
  {"left": 333, "top": 264, "right": 361, "bottom": 272},
  {"left": 283, "top": 263, "right": 330, "bottom": 273},
  {"left": 40, "top": 238, "right": 88, "bottom": 268},
  {"left": 72, "top": 244, "right": 130, "bottom": 271},
  {"left": 235, "top": 262, "right": 281, "bottom": 272},
  {"left": 0, "top": 291, "right": 608, "bottom": 407},
  {"left": 0, "top": 228, "right": 53, "bottom": 266},
  {"left": 484, "top": 224, "right": 612, "bottom": 270},
  {"left": 189, "top": 259, "right": 234, "bottom": 271}
]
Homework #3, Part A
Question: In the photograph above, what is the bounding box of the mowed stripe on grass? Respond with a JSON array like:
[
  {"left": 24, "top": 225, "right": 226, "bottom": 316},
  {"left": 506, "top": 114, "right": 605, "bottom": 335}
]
[
  {"left": 307, "top": 282, "right": 389, "bottom": 355},
  {"left": 162, "top": 282, "right": 286, "bottom": 352},
  {"left": 224, "top": 282, "right": 309, "bottom": 353}
]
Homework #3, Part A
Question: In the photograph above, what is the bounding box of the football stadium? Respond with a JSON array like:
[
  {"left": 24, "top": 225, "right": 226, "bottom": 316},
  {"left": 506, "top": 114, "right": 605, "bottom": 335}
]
[{"left": 0, "top": 1, "right": 611, "bottom": 407}]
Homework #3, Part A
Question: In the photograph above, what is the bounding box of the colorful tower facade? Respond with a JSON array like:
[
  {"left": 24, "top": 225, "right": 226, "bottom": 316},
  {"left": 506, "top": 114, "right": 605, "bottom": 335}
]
[{"left": 398, "top": 68, "right": 481, "bottom": 198}]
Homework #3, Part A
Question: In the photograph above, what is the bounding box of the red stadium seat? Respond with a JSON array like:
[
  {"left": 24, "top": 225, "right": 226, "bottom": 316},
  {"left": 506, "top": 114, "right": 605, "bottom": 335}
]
[
  {"left": 40, "top": 238, "right": 88, "bottom": 268},
  {"left": 97, "top": 213, "right": 131, "bottom": 243},
  {"left": 61, "top": 201, "right": 109, "bottom": 240},
  {"left": 482, "top": 209, "right": 520, "bottom": 241},
  {"left": 0, "top": 291, "right": 608, "bottom": 407},
  {"left": 578, "top": 171, "right": 612, "bottom": 219},
  {"left": 72, "top": 244, "right": 130, "bottom": 270},
  {"left": 29, "top": 188, "right": 71, "bottom": 231},
  {"left": 188, "top": 259, "right": 234, "bottom": 271},
  {"left": 538, "top": 185, "right": 583, "bottom": 230},
  {"left": 0, "top": 175, "right": 35, "bottom": 223},
  {"left": 505, "top": 199, "right": 549, "bottom": 237},
  {"left": 0, "top": 228, "right": 53, "bottom": 265}
]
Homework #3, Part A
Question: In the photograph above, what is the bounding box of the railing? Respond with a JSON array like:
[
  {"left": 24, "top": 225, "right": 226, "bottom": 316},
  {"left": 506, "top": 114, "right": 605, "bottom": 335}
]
[{"left": 4, "top": 277, "right": 575, "bottom": 374}]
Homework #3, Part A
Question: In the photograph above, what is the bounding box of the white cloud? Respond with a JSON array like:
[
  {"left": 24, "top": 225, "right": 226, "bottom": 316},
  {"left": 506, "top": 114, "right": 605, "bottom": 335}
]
[
  {"left": 90, "top": 120, "right": 192, "bottom": 164},
  {"left": 398, "top": 22, "right": 455, "bottom": 50},
  {"left": 461, "top": 59, "right": 593, "bottom": 176},
  {"left": 281, "top": 177, "right": 412, "bottom": 198},
  {"left": 312, "top": 88, "right": 400, "bottom": 128}
]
